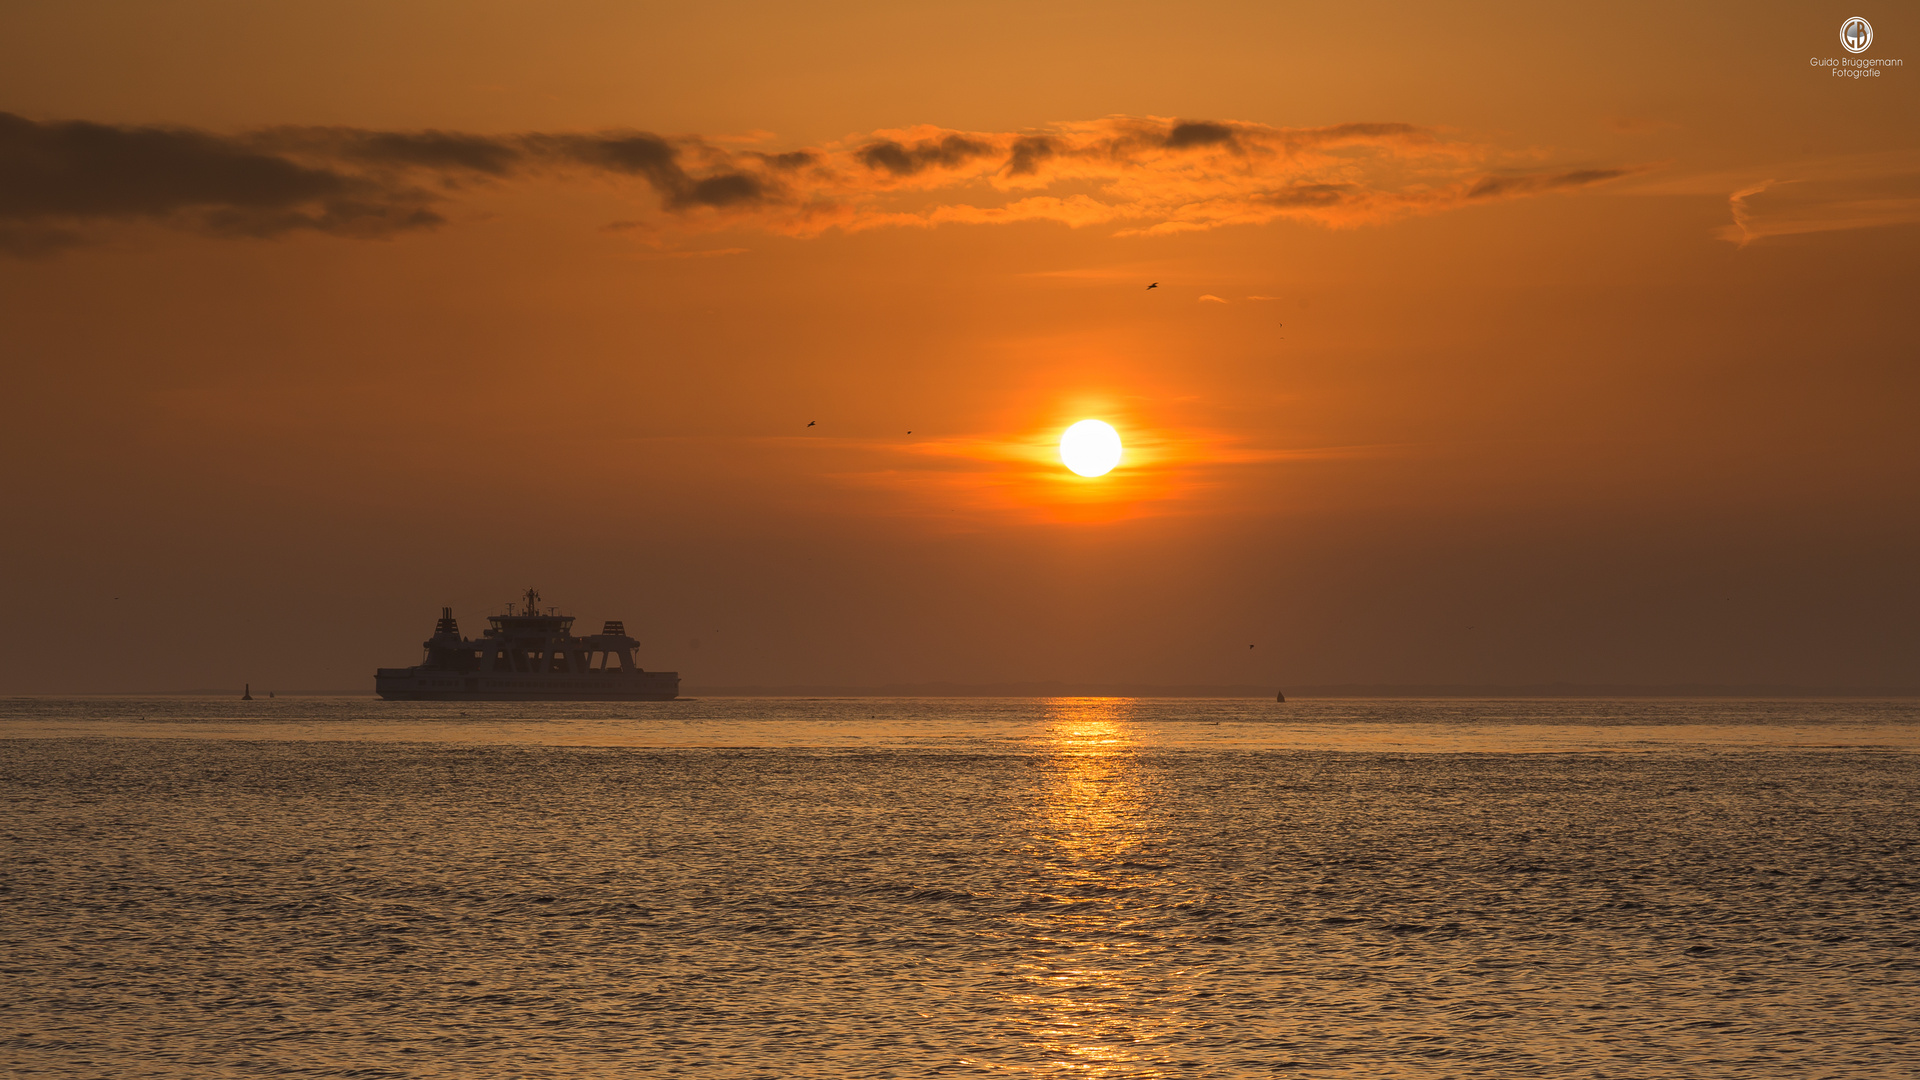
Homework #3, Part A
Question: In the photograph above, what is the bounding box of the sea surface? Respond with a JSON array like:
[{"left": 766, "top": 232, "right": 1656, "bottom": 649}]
[{"left": 2, "top": 696, "right": 1916, "bottom": 1078}]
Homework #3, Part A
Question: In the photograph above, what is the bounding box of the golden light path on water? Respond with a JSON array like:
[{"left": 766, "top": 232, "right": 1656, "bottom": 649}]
[{"left": 1007, "top": 699, "right": 1177, "bottom": 1075}]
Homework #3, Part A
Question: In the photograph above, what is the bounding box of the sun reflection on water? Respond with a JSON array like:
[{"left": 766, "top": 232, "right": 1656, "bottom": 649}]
[{"left": 1001, "top": 698, "right": 1191, "bottom": 1076}]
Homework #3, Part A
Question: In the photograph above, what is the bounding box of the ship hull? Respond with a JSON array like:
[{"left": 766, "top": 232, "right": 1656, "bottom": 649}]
[{"left": 375, "top": 668, "right": 679, "bottom": 701}]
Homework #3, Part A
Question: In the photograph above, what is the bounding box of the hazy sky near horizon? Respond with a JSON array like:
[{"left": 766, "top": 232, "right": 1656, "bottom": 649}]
[{"left": 2, "top": 1, "right": 1915, "bottom": 692}]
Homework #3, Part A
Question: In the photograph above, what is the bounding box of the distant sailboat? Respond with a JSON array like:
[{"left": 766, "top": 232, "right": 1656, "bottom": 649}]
[
  {"left": 243, "top": 683, "right": 253, "bottom": 701},
  {"left": 1275, "top": 690, "right": 1286, "bottom": 702}
]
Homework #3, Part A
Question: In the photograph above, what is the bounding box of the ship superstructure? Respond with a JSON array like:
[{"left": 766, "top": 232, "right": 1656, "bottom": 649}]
[{"left": 374, "top": 588, "right": 679, "bottom": 700}]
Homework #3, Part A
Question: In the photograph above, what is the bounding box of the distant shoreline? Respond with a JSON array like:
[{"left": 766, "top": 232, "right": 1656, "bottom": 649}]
[{"left": 689, "top": 684, "right": 1920, "bottom": 700}]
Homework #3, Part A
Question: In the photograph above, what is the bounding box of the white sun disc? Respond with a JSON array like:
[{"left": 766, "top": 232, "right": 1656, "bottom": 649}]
[{"left": 1060, "top": 419, "right": 1123, "bottom": 477}]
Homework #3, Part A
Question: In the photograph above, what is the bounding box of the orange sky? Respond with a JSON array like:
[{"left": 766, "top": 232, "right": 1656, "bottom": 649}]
[{"left": 2, "top": 1, "right": 1915, "bottom": 692}]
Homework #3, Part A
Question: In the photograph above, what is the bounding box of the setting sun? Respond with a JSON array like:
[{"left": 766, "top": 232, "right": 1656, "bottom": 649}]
[{"left": 1060, "top": 419, "right": 1123, "bottom": 477}]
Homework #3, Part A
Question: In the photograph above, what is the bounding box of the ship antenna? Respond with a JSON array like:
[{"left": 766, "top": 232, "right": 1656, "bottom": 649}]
[{"left": 524, "top": 587, "right": 540, "bottom": 616}]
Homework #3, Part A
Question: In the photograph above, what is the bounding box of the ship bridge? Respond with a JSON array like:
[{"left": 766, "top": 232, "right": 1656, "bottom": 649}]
[{"left": 441, "top": 588, "right": 639, "bottom": 674}]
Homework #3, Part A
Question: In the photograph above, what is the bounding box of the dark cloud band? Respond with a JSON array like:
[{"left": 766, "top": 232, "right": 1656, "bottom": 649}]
[
  {"left": 0, "top": 112, "right": 445, "bottom": 252},
  {"left": 0, "top": 113, "right": 782, "bottom": 253},
  {"left": 0, "top": 111, "right": 1636, "bottom": 255}
]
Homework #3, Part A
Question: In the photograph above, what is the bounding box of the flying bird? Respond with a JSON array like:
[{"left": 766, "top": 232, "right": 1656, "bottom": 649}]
[
  {"left": 806, "top": 421, "right": 815, "bottom": 427},
  {"left": 1147, "top": 282, "right": 1159, "bottom": 290}
]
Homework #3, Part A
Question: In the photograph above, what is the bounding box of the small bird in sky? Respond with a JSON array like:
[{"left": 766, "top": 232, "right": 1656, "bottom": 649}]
[
  {"left": 907, "top": 430, "right": 913, "bottom": 434},
  {"left": 1249, "top": 644, "right": 1255, "bottom": 649},
  {"left": 1147, "top": 282, "right": 1159, "bottom": 290},
  {"left": 806, "top": 420, "right": 815, "bottom": 427}
]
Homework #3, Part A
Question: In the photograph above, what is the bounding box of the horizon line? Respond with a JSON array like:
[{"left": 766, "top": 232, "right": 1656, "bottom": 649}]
[{"left": 9, "top": 681, "right": 1919, "bottom": 700}]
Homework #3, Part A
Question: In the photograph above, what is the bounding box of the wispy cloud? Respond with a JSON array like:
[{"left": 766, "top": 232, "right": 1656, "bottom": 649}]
[
  {"left": 1724, "top": 180, "right": 1778, "bottom": 247},
  {"left": 771, "top": 425, "right": 1391, "bottom": 525},
  {"left": 1616, "top": 150, "right": 1920, "bottom": 246},
  {"left": 1716, "top": 172, "right": 1920, "bottom": 246},
  {"left": 1465, "top": 167, "right": 1634, "bottom": 200},
  {"left": 0, "top": 111, "right": 1640, "bottom": 256}
]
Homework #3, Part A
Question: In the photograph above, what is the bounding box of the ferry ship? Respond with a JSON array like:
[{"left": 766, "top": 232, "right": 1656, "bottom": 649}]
[{"left": 374, "top": 589, "right": 679, "bottom": 700}]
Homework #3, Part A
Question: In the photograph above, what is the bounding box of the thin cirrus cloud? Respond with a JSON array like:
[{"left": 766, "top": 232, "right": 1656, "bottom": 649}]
[
  {"left": 785, "top": 427, "right": 1375, "bottom": 524},
  {"left": 1618, "top": 150, "right": 1920, "bottom": 246},
  {"left": 1718, "top": 173, "right": 1920, "bottom": 246},
  {"left": 0, "top": 110, "right": 1641, "bottom": 256}
]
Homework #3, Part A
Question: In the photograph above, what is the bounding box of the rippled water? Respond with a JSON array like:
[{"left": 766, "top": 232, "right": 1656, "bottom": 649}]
[{"left": 4, "top": 697, "right": 1917, "bottom": 1077}]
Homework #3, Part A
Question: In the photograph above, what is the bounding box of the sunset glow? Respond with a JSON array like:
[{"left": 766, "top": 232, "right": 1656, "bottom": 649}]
[
  {"left": 0, "top": 2, "right": 1910, "bottom": 696},
  {"left": 2, "top": 6, "right": 1916, "bottom": 1079}
]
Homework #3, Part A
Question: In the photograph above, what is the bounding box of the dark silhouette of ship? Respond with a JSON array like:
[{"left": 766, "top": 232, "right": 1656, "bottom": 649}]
[{"left": 375, "top": 588, "right": 679, "bottom": 700}]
